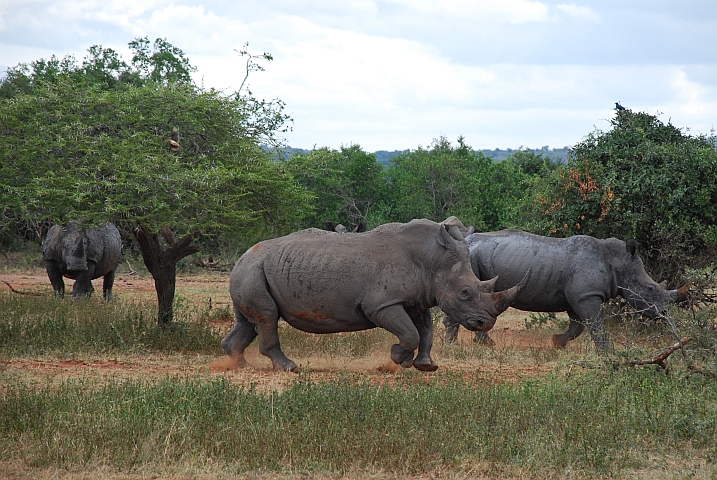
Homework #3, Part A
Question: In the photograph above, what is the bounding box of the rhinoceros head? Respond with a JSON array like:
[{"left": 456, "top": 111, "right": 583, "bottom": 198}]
[
  {"left": 62, "top": 223, "right": 90, "bottom": 271},
  {"left": 618, "top": 239, "right": 687, "bottom": 318},
  {"left": 433, "top": 222, "right": 529, "bottom": 332}
]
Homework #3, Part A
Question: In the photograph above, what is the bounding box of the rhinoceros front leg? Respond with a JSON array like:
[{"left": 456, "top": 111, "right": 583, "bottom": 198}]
[
  {"left": 45, "top": 261, "right": 65, "bottom": 298},
  {"left": 371, "top": 304, "right": 420, "bottom": 368},
  {"left": 555, "top": 297, "right": 611, "bottom": 352},
  {"left": 412, "top": 309, "right": 438, "bottom": 371},
  {"left": 102, "top": 268, "right": 116, "bottom": 301}
]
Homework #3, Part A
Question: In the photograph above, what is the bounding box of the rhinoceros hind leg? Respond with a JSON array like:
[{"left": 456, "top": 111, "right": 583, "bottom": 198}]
[
  {"left": 222, "top": 309, "right": 259, "bottom": 363},
  {"left": 442, "top": 315, "right": 459, "bottom": 344},
  {"left": 552, "top": 311, "right": 586, "bottom": 349},
  {"left": 256, "top": 322, "right": 298, "bottom": 372},
  {"left": 473, "top": 331, "right": 495, "bottom": 346}
]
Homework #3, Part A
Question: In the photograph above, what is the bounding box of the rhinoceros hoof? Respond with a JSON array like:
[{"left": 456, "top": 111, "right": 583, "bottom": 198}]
[
  {"left": 414, "top": 361, "right": 439, "bottom": 372},
  {"left": 272, "top": 360, "right": 299, "bottom": 372},
  {"left": 551, "top": 335, "right": 567, "bottom": 349}
]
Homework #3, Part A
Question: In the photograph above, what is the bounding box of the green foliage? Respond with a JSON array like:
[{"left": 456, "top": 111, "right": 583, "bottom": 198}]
[
  {"left": 532, "top": 107, "right": 717, "bottom": 279},
  {"left": 0, "top": 40, "right": 311, "bottom": 244},
  {"left": 0, "top": 37, "right": 195, "bottom": 98},
  {"left": 283, "top": 144, "right": 386, "bottom": 228},
  {"left": 384, "top": 136, "right": 530, "bottom": 230},
  {"left": 2, "top": 371, "right": 716, "bottom": 476}
]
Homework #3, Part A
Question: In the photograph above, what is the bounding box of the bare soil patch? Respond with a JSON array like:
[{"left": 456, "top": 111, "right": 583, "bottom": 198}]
[{"left": 0, "top": 269, "right": 575, "bottom": 392}]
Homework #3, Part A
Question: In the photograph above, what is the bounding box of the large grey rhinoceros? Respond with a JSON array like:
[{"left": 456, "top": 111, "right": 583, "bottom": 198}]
[
  {"left": 443, "top": 230, "right": 688, "bottom": 351},
  {"left": 42, "top": 222, "right": 122, "bottom": 300},
  {"left": 221, "top": 219, "right": 530, "bottom": 372}
]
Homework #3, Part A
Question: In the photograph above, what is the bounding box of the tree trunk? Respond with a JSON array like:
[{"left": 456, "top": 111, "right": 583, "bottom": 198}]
[{"left": 133, "top": 225, "right": 201, "bottom": 325}]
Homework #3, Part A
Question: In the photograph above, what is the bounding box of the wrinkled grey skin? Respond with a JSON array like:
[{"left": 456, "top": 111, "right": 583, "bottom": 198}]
[
  {"left": 222, "top": 219, "right": 529, "bottom": 372},
  {"left": 42, "top": 222, "right": 122, "bottom": 300},
  {"left": 444, "top": 230, "right": 686, "bottom": 351}
]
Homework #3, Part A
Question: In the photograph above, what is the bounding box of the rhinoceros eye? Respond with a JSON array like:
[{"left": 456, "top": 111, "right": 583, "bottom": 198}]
[{"left": 459, "top": 287, "right": 472, "bottom": 300}]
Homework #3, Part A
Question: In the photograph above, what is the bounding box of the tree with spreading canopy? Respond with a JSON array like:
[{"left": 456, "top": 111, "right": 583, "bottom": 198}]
[
  {"left": 531, "top": 106, "right": 717, "bottom": 279},
  {"left": 0, "top": 38, "right": 312, "bottom": 323}
]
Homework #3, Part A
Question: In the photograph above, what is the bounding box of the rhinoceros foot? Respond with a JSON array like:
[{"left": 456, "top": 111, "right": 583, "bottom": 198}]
[
  {"left": 551, "top": 334, "right": 568, "bottom": 349},
  {"left": 473, "top": 331, "right": 495, "bottom": 347},
  {"left": 413, "top": 359, "right": 439, "bottom": 372},
  {"left": 390, "top": 344, "right": 415, "bottom": 368},
  {"left": 272, "top": 359, "right": 299, "bottom": 372}
]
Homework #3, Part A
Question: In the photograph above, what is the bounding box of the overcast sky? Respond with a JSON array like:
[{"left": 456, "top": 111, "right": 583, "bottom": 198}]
[{"left": 1, "top": 0, "right": 716, "bottom": 151}]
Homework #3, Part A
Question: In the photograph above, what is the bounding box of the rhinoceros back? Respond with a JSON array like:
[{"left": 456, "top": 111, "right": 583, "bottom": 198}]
[{"left": 466, "top": 230, "right": 599, "bottom": 311}]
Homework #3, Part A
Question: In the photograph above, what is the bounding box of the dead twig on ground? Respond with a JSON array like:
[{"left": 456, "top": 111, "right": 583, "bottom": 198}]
[
  {"left": 626, "top": 336, "right": 692, "bottom": 370},
  {"left": 2, "top": 280, "right": 44, "bottom": 296}
]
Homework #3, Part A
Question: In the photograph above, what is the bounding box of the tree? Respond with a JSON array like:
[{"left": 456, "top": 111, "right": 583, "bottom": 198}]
[
  {"left": 532, "top": 107, "right": 717, "bottom": 279},
  {"left": 283, "top": 144, "right": 386, "bottom": 228},
  {"left": 0, "top": 40, "right": 311, "bottom": 324},
  {"left": 384, "top": 136, "right": 523, "bottom": 230}
]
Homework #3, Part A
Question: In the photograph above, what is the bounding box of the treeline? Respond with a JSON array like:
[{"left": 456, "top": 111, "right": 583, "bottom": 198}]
[{"left": 1, "top": 38, "right": 716, "bottom": 285}]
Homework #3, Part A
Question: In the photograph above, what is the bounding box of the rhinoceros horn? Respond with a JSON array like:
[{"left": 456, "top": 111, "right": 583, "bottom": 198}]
[{"left": 492, "top": 268, "right": 533, "bottom": 314}]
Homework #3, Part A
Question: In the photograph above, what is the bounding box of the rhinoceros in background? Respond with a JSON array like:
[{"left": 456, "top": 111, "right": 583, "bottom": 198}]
[
  {"left": 322, "top": 221, "right": 367, "bottom": 233},
  {"left": 221, "top": 218, "right": 530, "bottom": 372},
  {"left": 42, "top": 222, "right": 122, "bottom": 300},
  {"left": 443, "top": 230, "right": 688, "bottom": 351}
]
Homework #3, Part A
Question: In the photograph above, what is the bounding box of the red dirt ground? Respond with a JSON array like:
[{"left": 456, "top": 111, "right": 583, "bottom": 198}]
[{"left": 0, "top": 270, "right": 574, "bottom": 391}]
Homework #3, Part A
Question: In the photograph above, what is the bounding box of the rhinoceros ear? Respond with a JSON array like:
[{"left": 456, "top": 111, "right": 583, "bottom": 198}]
[
  {"left": 354, "top": 222, "right": 367, "bottom": 233},
  {"left": 625, "top": 239, "right": 638, "bottom": 258},
  {"left": 437, "top": 223, "right": 459, "bottom": 250}
]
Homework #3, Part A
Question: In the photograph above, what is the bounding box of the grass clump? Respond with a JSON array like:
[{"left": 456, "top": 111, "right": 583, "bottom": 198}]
[
  {"left": 1, "top": 370, "right": 716, "bottom": 477},
  {"left": 0, "top": 293, "right": 222, "bottom": 355}
]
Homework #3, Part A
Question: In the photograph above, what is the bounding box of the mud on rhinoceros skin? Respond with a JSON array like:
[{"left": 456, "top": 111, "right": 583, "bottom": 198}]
[
  {"left": 219, "top": 218, "right": 530, "bottom": 372},
  {"left": 443, "top": 229, "right": 688, "bottom": 351}
]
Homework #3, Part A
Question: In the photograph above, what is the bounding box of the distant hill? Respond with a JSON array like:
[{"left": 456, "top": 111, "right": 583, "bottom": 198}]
[
  {"left": 270, "top": 146, "right": 570, "bottom": 164},
  {"left": 480, "top": 146, "right": 570, "bottom": 163}
]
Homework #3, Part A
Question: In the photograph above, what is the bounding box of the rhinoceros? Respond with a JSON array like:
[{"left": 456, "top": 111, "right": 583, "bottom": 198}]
[
  {"left": 42, "top": 222, "right": 122, "bottom": 300},
  {"left": 443, "top": 230, "right": 688, "bottom": 350},
  {"left": 221, "top": 219, "right": 529, "bottom": 372}
]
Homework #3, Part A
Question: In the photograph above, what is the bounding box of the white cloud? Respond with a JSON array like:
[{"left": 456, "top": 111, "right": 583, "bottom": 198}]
[
  {"left": 381, "top": 0, "right": 549, "bottom": 23},
  {"left": 555, "top": 4, "right": 600, "bottom": 22}
]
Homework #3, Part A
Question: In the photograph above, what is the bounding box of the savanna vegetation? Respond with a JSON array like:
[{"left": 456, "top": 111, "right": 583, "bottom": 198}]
[{"left": 1, "top": 38, "right": 717, "bottom": 479}]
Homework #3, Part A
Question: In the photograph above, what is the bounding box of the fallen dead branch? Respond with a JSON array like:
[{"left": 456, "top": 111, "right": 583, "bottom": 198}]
[
  {"left": 2, "top": 280, "right": 44, "bottom": 296},
  {"left": 626, "top": 337, "right": 691, "bottom": 370},
  {"left": 571, "top": 337, "right": 692, "bottom": 373}
]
